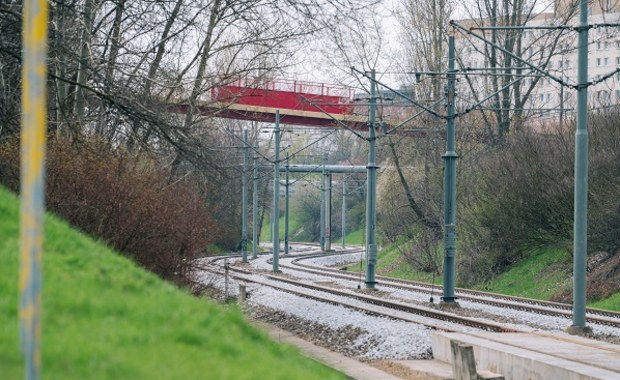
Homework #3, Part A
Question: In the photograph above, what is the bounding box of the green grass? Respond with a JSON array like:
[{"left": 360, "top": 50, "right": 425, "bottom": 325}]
[
  {"left": 590, "top": 292, "right": 620, "bottom": 311},
  {"left": 343, "top": 243, "right": 443, "bottom": 284},
  {"left": 343, "top": 228, "right": 363, "bottom": 245},
  {"left": 260, "top": 215, "right": 296, "bottom": 242},
  {"left": 472, "top": 247, "right": 572, "bottom": 300},
  {"left": 260, "top": 210, "right": 365, "bottom": 247},
  {"left": 473, "top": 247, "right": 620, "bottom": 311},
  {"left": 0, "top": 186, "right": 346, "bottom": 380}
]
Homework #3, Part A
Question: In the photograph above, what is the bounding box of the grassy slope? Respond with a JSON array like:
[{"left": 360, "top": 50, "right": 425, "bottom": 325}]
[
  {"left": 475, "top": 247, "right": 620, "bottom": 311},
  {"left": 343, "top": 228, "right": 363, "bottom": 246},
  {"left": 0, "top": 187, "right": 346, "bottom": 379},
  {"left": 591, "top": 293, "right": 620, "bottom": 310},
  {"left": 260, "top": 213, "right": 365, "bottom": 245},
  {"left": 344, "top": 244, "right": 443, "bottom": 286},
  {"left": 260, "top": 215, "right": 293, "bottom": 243},
  {"left": 471, "top": 247, "right": 573, "bottom": 300}
]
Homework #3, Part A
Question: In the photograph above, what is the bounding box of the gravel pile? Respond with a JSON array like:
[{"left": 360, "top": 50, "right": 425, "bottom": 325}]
[{"left": 245, "top": 287, "right": 433, "bottom": 360}]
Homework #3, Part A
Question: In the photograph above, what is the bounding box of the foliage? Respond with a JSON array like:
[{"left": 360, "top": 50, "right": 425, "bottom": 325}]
[
  {"left": 588, "top": 111, "right": 620, "bottom": 253},
  {"left": 377, "top": 133, "right": 444, "bottom": 274},
  {"left": 0, "top": 0, "right": 376, "bottom": 258},
  {"left": 0, "top": 186, "right": 346, "bottom": 379},
  {"left": 375, "top": 110, "right": 620, "bottom": 290},
  {"left": 457, "top": 113, "right": 620, "bottom": 285},
  {"left": 456, "top": 126, "right": 574, "bottom": 283},
  {"left": 290, "top": 183, "right": 322, "bottom": 241},
  {"left": 0, "top": 137, "right": 219, "bottom": 285}
]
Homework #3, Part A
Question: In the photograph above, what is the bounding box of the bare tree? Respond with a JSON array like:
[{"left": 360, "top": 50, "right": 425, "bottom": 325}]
[
  {"left": 397, "top": 0, "right": 455, "bottom": 106},
  {"left": 456, "top": 0, "right": 579, "bottom": 140}
]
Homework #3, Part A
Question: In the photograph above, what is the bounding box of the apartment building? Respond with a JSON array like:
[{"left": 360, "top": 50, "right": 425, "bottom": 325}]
[{"left": 454, "top": 0, "right": 620, "bottom": 122}]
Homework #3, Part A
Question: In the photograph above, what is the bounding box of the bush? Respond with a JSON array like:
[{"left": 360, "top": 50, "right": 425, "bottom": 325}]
[
  {"left": 291, "top": 184, "right": 321, "bottom": 241},
  {"left": 588, "top": 111, "right": 620, "bottom": 253},
  {"left": 457, "top": 113, "right": 620, "bottom": 285},
  {"left": 0, "top": 137, "right": 218, "bottom": 285}
]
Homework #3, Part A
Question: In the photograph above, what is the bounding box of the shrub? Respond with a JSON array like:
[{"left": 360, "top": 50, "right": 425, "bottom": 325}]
[
  {"left": 0, "top": 137, "right": 218, "bottom": 286},
  {"left": 588, "top": 111, "right": 620, "bottom": 253},
  {"left": 456, "top": 126, "right": 574, "bottom": 282}
]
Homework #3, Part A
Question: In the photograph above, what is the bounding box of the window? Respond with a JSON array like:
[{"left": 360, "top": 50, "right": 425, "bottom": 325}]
[
  {"left": 616, "top": 41, "right": 620, "bottom": 49},
  {"left": 597, "top": 58, "right": 602, "bottom": 66},
  {"left": 597, "top": 41, "right": 602, "bottom": 50},
  {"left": 604, "top": 57, "right": 609, "bottom": 66},
  {"left": 617, "top": 57, "right": 620, "bottom": 65},
  {"left": 616, "top": 90, "right": 620, "bottom": 101}
]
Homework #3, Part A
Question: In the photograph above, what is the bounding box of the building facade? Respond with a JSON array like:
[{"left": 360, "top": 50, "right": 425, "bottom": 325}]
[{"left": 453, "top": 0, "right": 620, "bottom": 126}]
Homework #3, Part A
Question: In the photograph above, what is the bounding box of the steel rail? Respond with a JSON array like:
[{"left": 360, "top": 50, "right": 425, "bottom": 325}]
[
  {"left": 288, "top": 251, "right": 620, "bottom": 328},
  {"left": 198, "top": 256, "right": 519, "bottom": 333}
]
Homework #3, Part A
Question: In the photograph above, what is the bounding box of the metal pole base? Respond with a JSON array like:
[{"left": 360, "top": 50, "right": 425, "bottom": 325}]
[
  {"left": 439, "top": 298, "right": 460, "bottom": 309},
  {"left": 566, "top": 325, "right": 592, "bottom": 336}
]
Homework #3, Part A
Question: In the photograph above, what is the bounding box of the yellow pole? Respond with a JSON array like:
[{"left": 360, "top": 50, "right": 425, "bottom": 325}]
[{"left": 20, "top": 1, "right": 49, "bottom": 379}]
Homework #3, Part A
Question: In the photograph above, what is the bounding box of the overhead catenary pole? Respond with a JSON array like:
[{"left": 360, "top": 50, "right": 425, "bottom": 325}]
[
  {"left": 568, "top": 0, "right": 592, "bottom": 334},
  {"left": 365, "top": 69, "right": 378, "bottom": 289},
  {"left": 320, "top": 155, "right": 326, "bottom": 250},
  {"left": 272, "top": 111, "right": 281, "bottom": 272},
  {"left": 441, "top": 34, "right": 459, "bottom": 305},
  {"left": 325, "top": 173, "right": 332, "bottom": 251},
  {"left": 21, "top": 0, "right": 49, "bottom": 378},
  {"left": 342, "top": 179, "right": 346, "bottom": 249},
  {"left": 252, "top": 142, "right": 259, "bottom": 259},
  {"left": 241, "top": 128, "right": 249, "bottom": 263},
  {"left": 284, "top": 152, "right": 290, "bottom": 255}
]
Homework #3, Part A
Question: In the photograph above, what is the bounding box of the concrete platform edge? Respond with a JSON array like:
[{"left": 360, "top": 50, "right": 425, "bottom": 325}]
[{"left": 433, "top": 331, "right": 620, "bottom": 380}]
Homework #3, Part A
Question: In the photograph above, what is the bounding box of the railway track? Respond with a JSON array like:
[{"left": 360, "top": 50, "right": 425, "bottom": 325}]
[
  {"left": 197, "top": 256, "right": 519, "bottom": 333},
  {"left": 283, "top": 249, "right": 620, "bottom": 329},
  {"left": 196, "top": 246, "right": 620, "bottom": 336},
  {"left": 195, "top": 246, "right": 620, "bottom": 374}
]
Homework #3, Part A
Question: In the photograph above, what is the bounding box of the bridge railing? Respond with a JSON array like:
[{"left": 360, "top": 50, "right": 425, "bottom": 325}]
[{"left": 211, "top": 78, "right": 355, "bottom": 115}]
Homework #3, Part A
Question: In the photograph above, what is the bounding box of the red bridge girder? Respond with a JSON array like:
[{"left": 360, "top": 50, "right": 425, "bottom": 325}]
[{"left": 169, "top": 103, "right": 368, "bottom": 129}]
